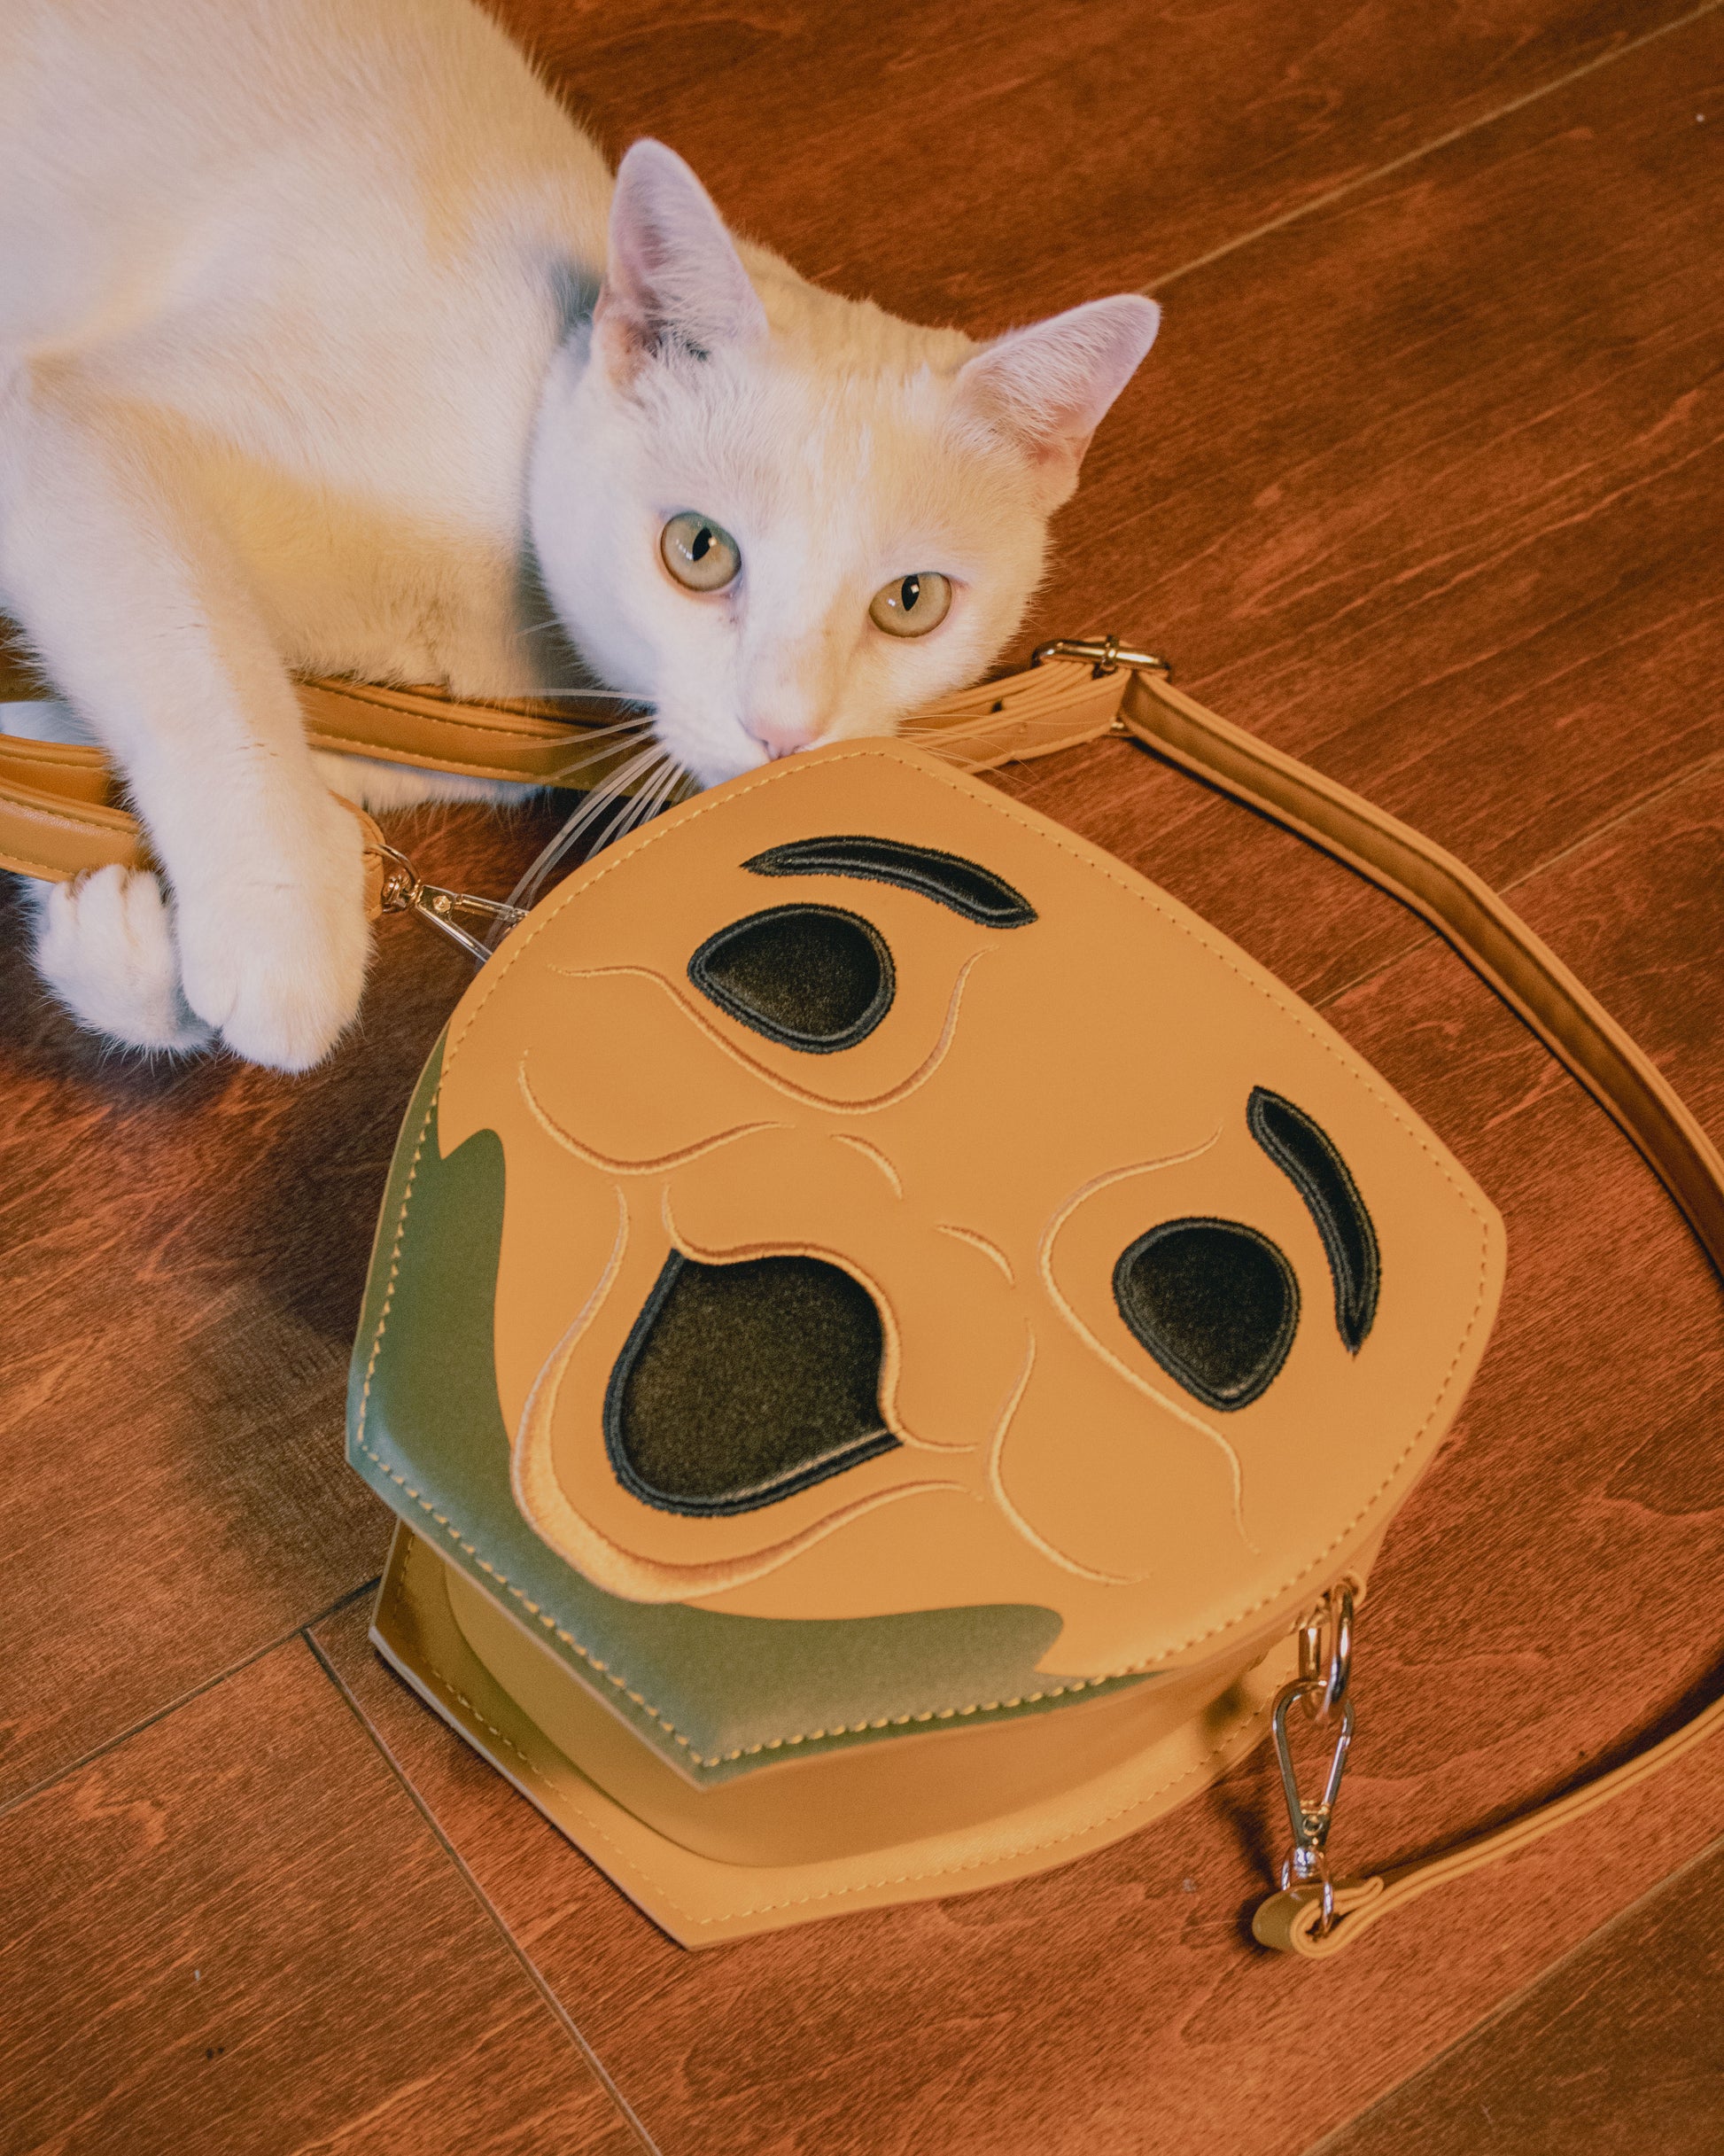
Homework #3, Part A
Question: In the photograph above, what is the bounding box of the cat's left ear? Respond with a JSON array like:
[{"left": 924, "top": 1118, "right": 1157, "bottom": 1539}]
[
  {"left": 956, "top": 295, "right": 1160, "bottom": 504},
  {"left": 595, "top": 139, "right": 768, "bottom": 378}
]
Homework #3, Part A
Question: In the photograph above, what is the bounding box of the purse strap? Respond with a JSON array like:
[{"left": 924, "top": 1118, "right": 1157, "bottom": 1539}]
[
  {"left": 0, "top": 661, "right": 1123, "bottom": 885},
  {"left": 4, "top": 637, "right": 1716, "bottom": 1956},
  {"left": 1070, "top": 643, "right": 1724, "bottom": 1959}
]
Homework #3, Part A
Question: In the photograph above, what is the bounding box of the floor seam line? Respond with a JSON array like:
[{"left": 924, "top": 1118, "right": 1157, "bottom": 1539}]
[
  {"left": 1293, "top": 1826, "right": 1724, "bottom": 2155},
  {"left": 303, "top": 1626, "right": 665, "bottom": 2156},
  {"left": 0, "top": 1572, "right": 382, "bottom": 1825},
  {"left": 1145, "top": 0, "right": 1724, "bottom": 294},
  {"left": 1302, "top": 739, "right": 1724, "bottom": 1015},
  {"left": 1495, "top": 745, "right": 1724, "bottom": 897}
]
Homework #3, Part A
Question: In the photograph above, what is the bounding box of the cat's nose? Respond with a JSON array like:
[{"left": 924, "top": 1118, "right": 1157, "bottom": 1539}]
[{"left": 744, "top": 712, "right": 819, "bottom": 760}]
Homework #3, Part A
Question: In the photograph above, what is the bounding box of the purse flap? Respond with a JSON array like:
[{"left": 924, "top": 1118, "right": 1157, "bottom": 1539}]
[{"left": 352, "top": 739, "right": 1503, "bottom": 1772}]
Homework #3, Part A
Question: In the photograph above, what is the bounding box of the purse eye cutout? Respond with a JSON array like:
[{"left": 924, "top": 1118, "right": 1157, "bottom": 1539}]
[
  {"left": 688, "top": 904, "right": 896, "bottom": 1052},
  {"left": 1112, "top": 1092, "right": 1381, "bottom": 1413},
  {"left": 687, "top": 834, "right": 1039, "bottom": 1054}
]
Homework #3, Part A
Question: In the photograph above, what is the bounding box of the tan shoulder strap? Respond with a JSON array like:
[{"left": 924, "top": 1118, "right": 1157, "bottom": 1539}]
[
  {"left": 4, "top": 642, "right": 1715, "bottom": 1956},
  {"left": 0, "top": 662, "right": 1121, "bottom": 886},
  {"left": 1093, "top": 653, "right": 1724, "bottom": 1958}
]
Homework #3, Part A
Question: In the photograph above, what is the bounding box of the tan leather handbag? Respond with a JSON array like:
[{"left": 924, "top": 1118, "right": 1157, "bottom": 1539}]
[{"left": 5, "top": 639, "right": 1720, "bottom": 1956}]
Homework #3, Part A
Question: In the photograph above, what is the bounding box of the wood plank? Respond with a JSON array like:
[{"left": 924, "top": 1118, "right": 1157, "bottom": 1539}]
[
  {"left": 994, "top": 2, "right": 1724, "bottom": 1008},
  {"left": 311, "top": 709, "right": 1724, "bottom": 2156},
  {"left": 1316, "top": 1837, "right": 1724, "bottom": 2153},
  {"left": 0, "top": 1638, "right": 642, "bottom": 2156},
  {"left": 0, "top": 801, "right": 560, "bottom": 1805},
  {"left": 501, "top": 0, "right": 1699, "bottom": 318},
  {"left": 4, "top": 0, "right": 1720, "bottom": 1973}
]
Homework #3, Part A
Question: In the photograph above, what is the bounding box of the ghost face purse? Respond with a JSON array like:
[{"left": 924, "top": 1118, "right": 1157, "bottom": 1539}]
[
  {"left": 5, "top": 642, "right": 1719, "bottom": 1954},
  {"left": 340, "top": 644, "right": 1724, "bottom": 1958}
]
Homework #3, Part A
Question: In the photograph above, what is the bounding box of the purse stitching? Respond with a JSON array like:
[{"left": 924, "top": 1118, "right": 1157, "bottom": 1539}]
[
  {"left": 353, "top": 1085, "right": 1119, "bottom": 1757},
  {"left": 361, "top": 743, "right": 1495, "bottom": 1755},
  {"left": 400, "top": 1498, "right": 1282, "bottom": 1933}
]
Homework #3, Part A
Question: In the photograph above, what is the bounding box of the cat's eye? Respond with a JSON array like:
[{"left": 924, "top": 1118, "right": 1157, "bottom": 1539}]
[
  {"left": 661, "top": 511, "right": 741, "bottom": 593},
  {"left": 869, "top": 572, "right": 952, "bottom": 638}
]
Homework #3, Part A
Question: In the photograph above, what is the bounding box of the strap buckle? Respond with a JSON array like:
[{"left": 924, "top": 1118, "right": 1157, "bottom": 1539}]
[
  {"left": 374, "top": 843, "right": 525, "bottom": 965},
  {"left": 1029, "top": 634, "right": 1172, "bottom": 681}
]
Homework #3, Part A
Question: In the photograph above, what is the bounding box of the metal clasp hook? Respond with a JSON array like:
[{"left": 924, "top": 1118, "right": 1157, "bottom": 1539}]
[
  {"left": 1271, "top": 1684, "right": 1355, "bottom": 1934},
  {"left": 1270, "top": 1583, "right": 1358, "bottom": 1934},
  {"left": 375, "top": 843, "right": 526, "bottom": 966}
]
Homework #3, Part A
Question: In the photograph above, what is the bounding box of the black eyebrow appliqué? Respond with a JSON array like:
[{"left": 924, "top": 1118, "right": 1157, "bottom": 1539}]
[
  {"left": 1247, "top": 1087, "right": 1380, "bottom": 1351},
  {"left": 742, "top": 836, "right": 1037, "bottom": 927}
]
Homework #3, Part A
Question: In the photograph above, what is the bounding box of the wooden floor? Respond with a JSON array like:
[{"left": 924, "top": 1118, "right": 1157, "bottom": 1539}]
[{"left": 4, "top": 3, "right": 1723, "bottom": 2149}]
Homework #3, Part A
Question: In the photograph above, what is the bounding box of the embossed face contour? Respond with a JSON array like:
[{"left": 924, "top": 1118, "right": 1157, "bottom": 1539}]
[
  {"left": 527, "top": 140, "right": 1161, "bottom": 786},
  {"left": 433, "top": 744, "right": 1498, "bottom": 1679}
]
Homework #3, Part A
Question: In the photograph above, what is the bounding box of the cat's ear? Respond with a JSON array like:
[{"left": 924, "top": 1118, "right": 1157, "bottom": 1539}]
[
  {"left": 595, "top": 140, "right": 767, "bottom": 377},
  {"left": 956, "top": 295, "right": 1160, "bottom": 503}
]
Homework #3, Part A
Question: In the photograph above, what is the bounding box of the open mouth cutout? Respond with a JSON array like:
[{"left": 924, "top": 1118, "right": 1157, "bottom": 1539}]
[{"left": 604, "top": 1252, "right": 900, "bottom": 1515}]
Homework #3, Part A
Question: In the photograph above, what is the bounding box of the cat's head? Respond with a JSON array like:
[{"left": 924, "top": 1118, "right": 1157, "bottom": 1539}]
[{"left": 529, "top": 141, "right": 1158, "bottom": 787}]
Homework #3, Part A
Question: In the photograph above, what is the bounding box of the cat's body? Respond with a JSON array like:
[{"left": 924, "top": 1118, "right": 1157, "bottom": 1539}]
[{"left": 0, "top": 0, "right": 1156, "bottom": 1068}]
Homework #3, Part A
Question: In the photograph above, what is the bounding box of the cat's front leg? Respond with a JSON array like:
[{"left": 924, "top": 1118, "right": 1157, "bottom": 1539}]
[{"left": 0, "top": 379, "right": 369, "bottom": 1069}]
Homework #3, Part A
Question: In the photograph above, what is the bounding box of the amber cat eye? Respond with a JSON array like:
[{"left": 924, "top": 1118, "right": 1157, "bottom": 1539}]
[{"left": 869, "top": 571, "right": 951, "bottom": 637}]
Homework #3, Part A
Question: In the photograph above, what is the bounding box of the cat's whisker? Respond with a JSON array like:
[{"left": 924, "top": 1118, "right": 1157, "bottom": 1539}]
[
  {"left": 550, "top": 712, "right": 655, "bottom": 743},
  {"left": 892, "top": 728, "right": 1008, "bottom": 767},
  {"left": 550, "top": 757, "right": 641, "bottom": 794},
  {"left": 609, "top": 752, "right": 685, "bottom": 845},
  {"left": 557, "top": 742, "right": 664, "bottom": 826},
  {"left": 532, "top": 689, "right": 653, "bottom": 704},
  {"left": 598, "top": 751, "right": 677, "bottom": 849},
  {"left": 503, "top": 739, "right": 673, "bottom": 917},
  {"left": 547, "top": 722, "right": 657, "bottom": 780},
  {"left": 612, "top": 745, "right": 687, "bottom": 839}
]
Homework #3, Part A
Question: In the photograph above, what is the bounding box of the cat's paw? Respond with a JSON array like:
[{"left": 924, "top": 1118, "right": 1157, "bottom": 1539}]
[
  {"left": 29, "top": 866, "right": 214, "bottom": 1055},
  {"left": 175, "top": 799, "right": 372, "bottom": 1073}
]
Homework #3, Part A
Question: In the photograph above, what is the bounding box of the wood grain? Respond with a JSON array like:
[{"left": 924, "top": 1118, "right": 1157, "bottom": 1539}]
[
  {"left": 1319, "top": 1836, "right": 1724, "bottom": 2153},
  {"left": 0, "top": 800, "right": 561, "bottom": 1806},
  {"left": 312, "top": 743, "right": 1724, "bottom": 2156},
  {"left": 996, "top": 2, "right": 1724, "bottom": 1009},
  {"left": 499, "top": 0, "right": 1699, "bottom": 319},
  {"left": 0, "top": 1638, "right": 642, "bottom": 2156}
]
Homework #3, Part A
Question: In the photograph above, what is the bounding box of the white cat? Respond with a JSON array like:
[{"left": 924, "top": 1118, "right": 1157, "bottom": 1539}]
[{"left": 0, "top": 0, "right": 1157, "bottom": 1070}]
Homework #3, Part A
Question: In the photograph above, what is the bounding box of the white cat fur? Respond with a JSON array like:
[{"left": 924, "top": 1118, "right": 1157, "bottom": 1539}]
[{"left": 0, "top": 0, "right": 1157, "bottom": 1068}]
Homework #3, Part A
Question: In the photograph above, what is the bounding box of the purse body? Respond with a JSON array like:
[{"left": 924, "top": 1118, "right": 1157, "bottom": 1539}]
[{"left": 350, "top": 736, "right": 1503, "bottom": 1943}]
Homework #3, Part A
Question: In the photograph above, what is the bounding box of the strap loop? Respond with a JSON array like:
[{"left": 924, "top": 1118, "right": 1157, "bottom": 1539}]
[{"left": 1297, "top": 1581, "right": 1355, "bottom": 1724}]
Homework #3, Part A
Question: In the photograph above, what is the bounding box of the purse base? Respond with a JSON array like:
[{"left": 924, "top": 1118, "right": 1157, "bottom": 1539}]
[{"left": 371, "top": 1522, "right": 1297, "bottom": 1946}]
